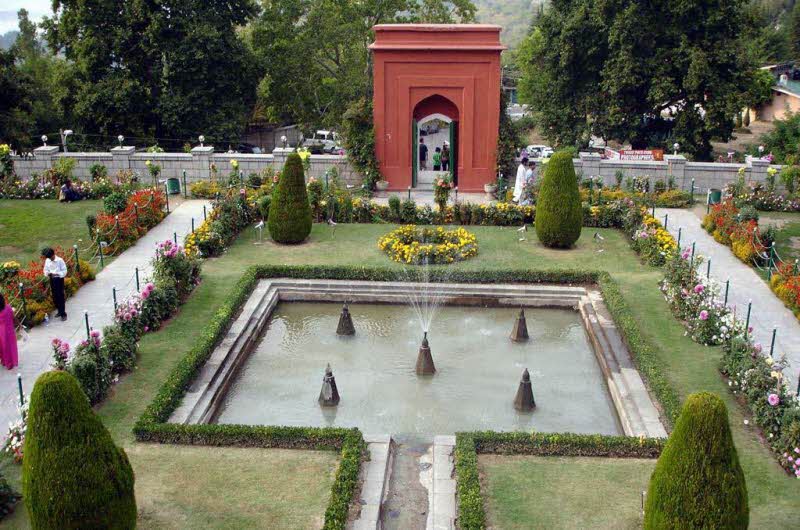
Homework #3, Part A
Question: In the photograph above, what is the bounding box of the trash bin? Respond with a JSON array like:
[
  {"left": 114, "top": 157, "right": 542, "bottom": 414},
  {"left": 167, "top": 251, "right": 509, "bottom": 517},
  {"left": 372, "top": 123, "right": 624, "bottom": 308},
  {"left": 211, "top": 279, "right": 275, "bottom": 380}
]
[
  {"left": 707, "top": 188, "right": 722, "bottom": 205},
  {"left": 166, "top": 177, "right": 181, "bottom": 195}
]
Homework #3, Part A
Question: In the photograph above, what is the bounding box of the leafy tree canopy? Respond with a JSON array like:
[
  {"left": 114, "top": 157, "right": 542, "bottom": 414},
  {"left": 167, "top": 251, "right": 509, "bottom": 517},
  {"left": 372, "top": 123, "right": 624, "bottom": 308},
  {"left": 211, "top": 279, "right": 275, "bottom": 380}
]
[
  {"left": 518, "top": 0, "right": 756, "bottom": 160},
  {"left": 248, "top": 0, "right": 477, "bottom": 130},
  {"left": 41, "top": 0, "right": 259, "bottom": 148}
]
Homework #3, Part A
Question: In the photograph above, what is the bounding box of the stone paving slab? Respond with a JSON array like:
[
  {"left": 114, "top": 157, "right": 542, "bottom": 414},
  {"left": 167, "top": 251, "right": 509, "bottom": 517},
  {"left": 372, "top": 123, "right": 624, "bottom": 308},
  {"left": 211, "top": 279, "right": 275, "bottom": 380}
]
[
  {"left": 656, "top": 208, "right": 800, "bottom": 384},
  {"left": 350, "top": 436, "right": 393, "bottom": 530},
  {"left": 0, "top": 200, "right": 210, "bottom": 433}
]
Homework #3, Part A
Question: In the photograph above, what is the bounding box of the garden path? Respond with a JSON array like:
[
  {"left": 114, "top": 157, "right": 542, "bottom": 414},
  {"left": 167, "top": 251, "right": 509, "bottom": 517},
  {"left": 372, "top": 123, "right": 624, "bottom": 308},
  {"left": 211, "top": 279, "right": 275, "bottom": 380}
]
[
  {"left": 0, "top": 200, "right": 210, "bottom": 433},
  {"left": 655, "top": 207, "right": 800, "bottom": 386}
]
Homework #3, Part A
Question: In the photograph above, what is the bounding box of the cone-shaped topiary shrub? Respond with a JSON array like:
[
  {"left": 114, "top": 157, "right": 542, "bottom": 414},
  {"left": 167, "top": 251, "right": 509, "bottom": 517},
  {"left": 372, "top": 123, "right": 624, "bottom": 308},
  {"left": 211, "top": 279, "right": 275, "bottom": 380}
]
[
  {"left": 534, "top": 150, "right": 582, "bottom": 248},
  {"left": 268, "top": 152, "right": 312, "bottom": 243},
  {"left": 644, "top": 392, "right": 748, "bottom": 529},
  {"left": 22, "top": 371, "right": 136, "bottom": 529}
]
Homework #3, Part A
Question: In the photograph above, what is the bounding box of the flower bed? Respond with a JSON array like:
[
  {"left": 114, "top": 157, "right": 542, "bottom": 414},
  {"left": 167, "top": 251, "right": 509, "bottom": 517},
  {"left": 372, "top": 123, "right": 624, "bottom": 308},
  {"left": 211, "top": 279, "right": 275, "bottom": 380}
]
[
  {"left": 725, "top": 180, "right": 800, "bottom": 212},
  {"left": 702, "top": 200, "right": 800, "bottom": 320},
  {"left": 185, "top": 190, "right": 256, "bottom": 258},
  {"left": 93, "top": 189, "right": 167, "bottom": 254},
  {"left": 377, "top": 226, "right": 478, "bottom": 264},
  {"left": 0, "top": 249, "right": 95, "bottom": 328},
  {"left": 0, "top": 176, "right": 140, "bottom": 200}
]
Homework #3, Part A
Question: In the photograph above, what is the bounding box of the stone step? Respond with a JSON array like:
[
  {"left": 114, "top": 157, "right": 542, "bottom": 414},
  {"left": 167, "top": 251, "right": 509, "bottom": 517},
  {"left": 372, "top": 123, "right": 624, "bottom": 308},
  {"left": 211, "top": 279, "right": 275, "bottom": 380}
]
[
  {"left": 350, "top": 435, "right": 394, "bottom": 530},
  {"left": 427, "top": 435, "right": 456, "bottom": 530}
]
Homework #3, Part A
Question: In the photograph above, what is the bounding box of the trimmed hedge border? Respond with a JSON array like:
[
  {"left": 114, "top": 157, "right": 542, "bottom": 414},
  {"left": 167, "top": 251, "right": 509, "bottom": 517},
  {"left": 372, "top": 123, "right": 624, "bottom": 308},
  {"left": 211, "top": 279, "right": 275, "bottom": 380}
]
[
  {"left": 455, "top": 432, "right": 666, "bottom": 530},
  {"left": 133, "top": 265, "right": 680, "bottom": 529}
]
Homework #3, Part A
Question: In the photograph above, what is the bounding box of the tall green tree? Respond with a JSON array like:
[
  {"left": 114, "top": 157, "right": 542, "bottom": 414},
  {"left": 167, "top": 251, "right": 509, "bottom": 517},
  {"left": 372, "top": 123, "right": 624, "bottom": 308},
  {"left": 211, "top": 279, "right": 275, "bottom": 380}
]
[
  {"left": 0, "top": 48, "right": 33, "bottom": 150},
  {"left": 42, "top": 0, "right": 259, "bottom": 147},
  {"left": 11, "top": 9, "right": 77, "bottom": 150},
  {"left": 248, "top": 0, "right": 477, "bottom": 129},
  {"left": 518, "top": 0, "right": 755, "bottom": 160}
]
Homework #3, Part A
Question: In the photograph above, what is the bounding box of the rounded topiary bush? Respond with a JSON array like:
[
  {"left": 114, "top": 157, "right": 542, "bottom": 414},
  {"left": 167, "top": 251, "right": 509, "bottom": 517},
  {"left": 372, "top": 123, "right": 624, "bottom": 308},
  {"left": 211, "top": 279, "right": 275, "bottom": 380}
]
[
  {"left": 644, "top": 392, "right": 748, "bottom": 529},
  {"left": 22, "top": 371, "right": 136, "bottom": 529},
  {"left": 268, "top": 152, "right": 312, "bottom": 244},
  {"left": 534, "top": 150, "right": 582, "bottom": 248}
]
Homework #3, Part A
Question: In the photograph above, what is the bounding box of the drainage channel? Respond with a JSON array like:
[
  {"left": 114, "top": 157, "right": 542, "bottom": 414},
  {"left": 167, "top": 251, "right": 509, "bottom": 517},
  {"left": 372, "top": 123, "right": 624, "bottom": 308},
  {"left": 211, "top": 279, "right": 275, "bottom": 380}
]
[{"left": 350, "top": 435, "right": 456, "bottom": 530}]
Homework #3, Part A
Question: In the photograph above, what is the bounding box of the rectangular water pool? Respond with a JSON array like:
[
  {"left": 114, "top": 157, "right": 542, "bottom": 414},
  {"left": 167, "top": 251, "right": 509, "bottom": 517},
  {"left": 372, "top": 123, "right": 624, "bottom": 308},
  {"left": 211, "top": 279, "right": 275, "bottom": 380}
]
[{"left": 212, "top": 302, "right": 622, "bottom": 436}]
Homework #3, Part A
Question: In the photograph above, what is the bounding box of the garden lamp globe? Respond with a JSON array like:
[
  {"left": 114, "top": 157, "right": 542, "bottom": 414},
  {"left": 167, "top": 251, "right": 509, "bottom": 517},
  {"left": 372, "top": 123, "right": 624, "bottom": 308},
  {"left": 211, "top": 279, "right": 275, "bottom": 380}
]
[
  {"left": 673, "top": 142, "right": 679, "bottom": 155},
  {"left": 199, "top": 135, "right": 205, "bottom": 147},
  {"left": 281, "top": 135, "right": 287, "bottom": 148},
  {"left": 41, "top": 135, "right": 47, "bottom": 146},
  {"left": 759, "top": 145, "right": 764, "bottom": 155},
  {"left": 117, "top": 135, "right": 124, "bottom": 147}
]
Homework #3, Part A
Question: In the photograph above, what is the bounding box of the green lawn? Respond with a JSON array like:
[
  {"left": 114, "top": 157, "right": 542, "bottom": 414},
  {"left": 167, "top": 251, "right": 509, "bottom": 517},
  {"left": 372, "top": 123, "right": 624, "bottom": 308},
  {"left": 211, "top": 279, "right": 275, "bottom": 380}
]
[
  {"left": 0, "top": 200, "right": 102, "bottom": 265},
  {"left": 760, "top": 211, "right": 800, "bottom": 266},
  {"left": 480, "top": 455, "right": 655, "bottom": 529},
  {"left": 2, "top": 223, "right": 799, "bottom": 527}
]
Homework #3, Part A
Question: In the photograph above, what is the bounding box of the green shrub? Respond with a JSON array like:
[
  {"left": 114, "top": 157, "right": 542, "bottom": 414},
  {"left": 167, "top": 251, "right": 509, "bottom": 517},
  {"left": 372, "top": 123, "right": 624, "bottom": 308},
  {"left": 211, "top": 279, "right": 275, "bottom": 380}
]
[
  {"left": 89, "top": 163, "right": 108, "bottom": 182},
  {"left": 387, "top": 196, "right": 401, "bottom": 222},
  {"left": 644, "top": 392, "right": 748, "bottom": 529},
  {"left": 535, "top": 150, "right": 582, "bottom": 248},
  {"left": 400, "top": 199, "right": 417, "bottom": 224},
  {"left": 257, "top": 194, "right": 271, "bottom": 221},
  {"left": 101, "top": 325, "right": 137, "bottom": 374},
  {"left": 22, "top": 371, "right": 136, "bottom": 529},
  {"left": 268, "top": 153, "right": 312, "bottom": 243},
  {"left": 103, "top": 190, "right": 129, "bottom": 215}
]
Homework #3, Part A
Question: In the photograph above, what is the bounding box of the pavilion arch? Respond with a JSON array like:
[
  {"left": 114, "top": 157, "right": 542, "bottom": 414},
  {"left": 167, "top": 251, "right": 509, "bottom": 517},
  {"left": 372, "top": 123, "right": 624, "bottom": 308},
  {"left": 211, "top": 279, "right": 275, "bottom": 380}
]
[{"left": 370, "top": 24, "right": 504, "bottom": 192}]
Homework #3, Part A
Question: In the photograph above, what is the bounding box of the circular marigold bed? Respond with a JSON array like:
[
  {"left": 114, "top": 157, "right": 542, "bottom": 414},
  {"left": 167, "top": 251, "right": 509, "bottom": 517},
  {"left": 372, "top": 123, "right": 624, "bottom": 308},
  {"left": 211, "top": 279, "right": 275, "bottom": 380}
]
[{"left": 377, "top": 225, "right": 478, "bottom": 264}]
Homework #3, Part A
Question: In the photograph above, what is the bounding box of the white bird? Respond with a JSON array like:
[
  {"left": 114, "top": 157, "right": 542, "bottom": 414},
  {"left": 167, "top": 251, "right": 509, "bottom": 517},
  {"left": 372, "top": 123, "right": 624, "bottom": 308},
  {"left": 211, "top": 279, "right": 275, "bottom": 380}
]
[
  {"left": 517, "top": 224, "right": 527, "bottom": 232},
  {"left": 593, "top": 232, "right": 605, "bottom": 241},
  {"left": 254, "top": 220, "right": 264, "bottom": 229}
]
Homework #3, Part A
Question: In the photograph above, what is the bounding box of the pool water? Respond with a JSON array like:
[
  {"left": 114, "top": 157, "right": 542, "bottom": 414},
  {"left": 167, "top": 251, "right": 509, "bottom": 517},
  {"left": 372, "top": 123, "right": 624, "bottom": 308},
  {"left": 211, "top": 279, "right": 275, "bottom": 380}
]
[{"left": 214, "top": 302, "right": 621, "bottom": 436}]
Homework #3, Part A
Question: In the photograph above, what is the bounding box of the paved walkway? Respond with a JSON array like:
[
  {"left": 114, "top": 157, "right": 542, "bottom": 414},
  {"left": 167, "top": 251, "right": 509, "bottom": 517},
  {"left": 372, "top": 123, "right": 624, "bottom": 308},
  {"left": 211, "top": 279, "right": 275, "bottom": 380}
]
[
  {"left": 0, "top": 200, "right": 210, "bottom": 431},
  {"left": 656, "top": 208, "right": 800, "bottom": 384}
]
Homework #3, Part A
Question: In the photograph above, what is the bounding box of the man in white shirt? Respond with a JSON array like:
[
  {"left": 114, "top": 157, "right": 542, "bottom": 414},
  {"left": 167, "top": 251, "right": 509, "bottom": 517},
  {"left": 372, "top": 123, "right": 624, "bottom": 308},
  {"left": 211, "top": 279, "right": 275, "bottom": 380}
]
[
  {"left": 41, "top": 248, "right": 68, "bottom": 321},
  {"left": 513, "top": 157, "right": 529, "bottom": 202}
]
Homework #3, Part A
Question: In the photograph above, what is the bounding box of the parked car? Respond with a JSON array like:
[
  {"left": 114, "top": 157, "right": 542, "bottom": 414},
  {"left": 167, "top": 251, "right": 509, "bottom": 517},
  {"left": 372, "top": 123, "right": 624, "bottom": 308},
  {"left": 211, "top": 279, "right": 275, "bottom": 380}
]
[{"left": 526, "top": 145, "right": 553, "bottom": 159}]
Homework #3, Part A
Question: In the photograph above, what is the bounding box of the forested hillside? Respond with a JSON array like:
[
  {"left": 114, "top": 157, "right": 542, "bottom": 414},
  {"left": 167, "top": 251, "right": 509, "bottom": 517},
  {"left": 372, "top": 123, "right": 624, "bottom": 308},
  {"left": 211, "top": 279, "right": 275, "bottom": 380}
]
[{"left": 474, "top": 0, "right": 544, "bottom": 47}]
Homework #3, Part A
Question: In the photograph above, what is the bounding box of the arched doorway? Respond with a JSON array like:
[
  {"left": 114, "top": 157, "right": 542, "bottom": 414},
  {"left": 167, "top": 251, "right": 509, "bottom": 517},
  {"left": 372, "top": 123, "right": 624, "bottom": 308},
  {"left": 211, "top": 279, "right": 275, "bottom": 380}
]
[{"left": 412, "top": 94, "right": 459, "bottom": 188}]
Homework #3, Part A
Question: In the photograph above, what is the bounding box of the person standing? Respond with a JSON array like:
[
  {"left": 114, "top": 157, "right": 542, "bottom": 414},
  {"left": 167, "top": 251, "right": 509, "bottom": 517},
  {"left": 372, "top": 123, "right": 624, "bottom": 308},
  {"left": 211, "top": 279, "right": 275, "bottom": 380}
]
[
  {"left": 433, "top": 147, "right": 442, "bottom": 171},
  {"left": 42, "top": 248, "right": 68, "bottom": 321},
  {"left": 441, "top": 143, "right": 450, "bottom": 172},
  {"left": 513, "top": 157, "right": 529, "bottom": 202},
  {"left": 419, "top": 138, "right": 428, "bottom": 170},
  {"left": 0, "top": 294, "right": 18, "bottom": 369}
]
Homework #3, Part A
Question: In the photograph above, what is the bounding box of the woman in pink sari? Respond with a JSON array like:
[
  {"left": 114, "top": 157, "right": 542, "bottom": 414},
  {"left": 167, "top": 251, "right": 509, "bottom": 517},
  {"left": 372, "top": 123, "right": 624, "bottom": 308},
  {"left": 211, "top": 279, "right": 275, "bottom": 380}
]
[{"left": 0, "top": 294, "right": 19, "bottom": 369}]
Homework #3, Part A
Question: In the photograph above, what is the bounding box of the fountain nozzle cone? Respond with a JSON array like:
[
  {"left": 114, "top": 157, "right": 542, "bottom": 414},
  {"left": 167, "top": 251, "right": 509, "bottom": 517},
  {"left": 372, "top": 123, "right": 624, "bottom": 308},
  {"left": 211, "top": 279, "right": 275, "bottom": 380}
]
[
  {"left": 336, "top": 302, "right": 355, "bottom": 336},
  {"left": 318, "top": 363, "right": 340, "bottom": 406},
  {"left": 510, "top": 308, "right": 529, "bottom": 342},
  {"left": 513, "top": 368, "right": 535, "bottom": 411},
  {"left": 415, "top": 332, "right": 436, "bottom": 376}
]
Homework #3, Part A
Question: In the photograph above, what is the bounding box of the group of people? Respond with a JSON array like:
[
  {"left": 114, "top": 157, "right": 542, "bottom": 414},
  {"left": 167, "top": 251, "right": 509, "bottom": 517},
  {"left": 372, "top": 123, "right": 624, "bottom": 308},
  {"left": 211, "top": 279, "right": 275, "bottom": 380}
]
[
  {"left": 418, "top": 138, "right": 451, "bottom": 172},
  {"left": 0, "top": 248, "right": 69, "bottom": 371},
  {"left": 513, "top": 157, "right": 537, "bottom": 205}
]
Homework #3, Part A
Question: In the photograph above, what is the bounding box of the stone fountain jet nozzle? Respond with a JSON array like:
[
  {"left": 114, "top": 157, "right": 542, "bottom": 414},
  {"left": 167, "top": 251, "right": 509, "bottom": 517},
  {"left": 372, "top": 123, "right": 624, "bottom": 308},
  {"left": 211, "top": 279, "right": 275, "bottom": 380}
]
[
  {"left": 513, "top": 368, "right": 536, "bottom": 411},
  {"left": 318, "top": 364, "right": 340, "bottom": 407},
  {"left": 510, "top": 308, "right": 529, "bottom": 342},
  {"left": 415, "top": 331, "right": 436, "bottom": 376},
  {"left": 336, "top": 302, "right": 355, "bottom": 336}
]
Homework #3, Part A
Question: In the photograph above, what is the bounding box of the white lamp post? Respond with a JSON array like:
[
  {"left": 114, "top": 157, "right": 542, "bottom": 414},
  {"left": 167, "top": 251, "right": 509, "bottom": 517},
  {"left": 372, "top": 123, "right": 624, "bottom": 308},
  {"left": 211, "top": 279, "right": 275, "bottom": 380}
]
[
  {"left": 41, "top": 135, "right": 48, "bottom": 147},
  {"left": 117, "top": 135, "right": 124, "bottom": 147},
  {"left": 673, "top": 142, "right": 680, "bottom": 155},
  {"left": 280, "top": 135, "right": 287, "bottom": 148},
  {"left": 199, "top": 135, "right": 205, "bottom": 147}
]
